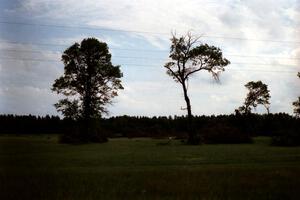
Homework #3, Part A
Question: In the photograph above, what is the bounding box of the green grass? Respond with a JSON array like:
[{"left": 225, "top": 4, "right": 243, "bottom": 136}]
[{"left": 1, "top": 135, "right": 300, "bottom": 200}]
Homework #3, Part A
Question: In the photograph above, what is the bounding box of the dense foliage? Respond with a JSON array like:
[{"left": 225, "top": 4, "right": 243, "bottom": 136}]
[
  {"left": 1, "top": 113, "right": 299, "bottom": 145},
  {"left": 52, "top": 38, "right": 123, "bottom": 120},
  {"left": 52, "top": 38, "right": 123, "bottom": 143},
  {"left": 237, "top": 81, "right": 270, "bottom": 114}
]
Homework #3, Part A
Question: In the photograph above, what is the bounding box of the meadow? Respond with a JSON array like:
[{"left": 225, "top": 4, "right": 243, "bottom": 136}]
[{"left": 1, "top": 135, "right": 300, "bottom": 200}]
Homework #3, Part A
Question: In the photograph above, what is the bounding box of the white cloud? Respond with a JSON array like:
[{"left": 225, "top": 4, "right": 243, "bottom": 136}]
[
  {"left": 0, "top": 54, "right": 62, "bottom": 89},
  {"left": 1, "top": 0, "right": 299, "bottom": 116},
  {"left": 0, "top": 86, "right": 59, "bottom": 116},
  {"left": 12, "top": 0, "right": 298, "bottom": 59}
]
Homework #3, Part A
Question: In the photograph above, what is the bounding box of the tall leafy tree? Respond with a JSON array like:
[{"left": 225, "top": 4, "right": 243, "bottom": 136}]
[
  {"left": 164, "top": 32, "right": 230, "bottom": 144},
  {"left": 52, "top": 38, "right": 123, "bottom": 120},
  {"left": 237, "top": 81, "right": 271, "bottom": 114},
  {"left": 292, "top": 72, "right": 300, "bottom": 117}
]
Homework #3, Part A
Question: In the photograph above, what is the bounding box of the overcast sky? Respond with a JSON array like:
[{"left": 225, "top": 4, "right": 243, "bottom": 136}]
[{"left": 0, "top": 0, "right": 299, "bottom": 117}]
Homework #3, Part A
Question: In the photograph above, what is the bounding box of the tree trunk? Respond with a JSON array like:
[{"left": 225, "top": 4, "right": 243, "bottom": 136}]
[
  {"left": 182, "top": 83, "right": 192, "bottom": 120},
  {"left": 84, "top": 61, "right": 92, "bottom": 120},
  {"left": 82, "top": 62, "right": 93, "bottom": 140},
  {"left": 181, "top": 82, "right": 196, "bottom": 144},
  {"left": 265, "top": 105, "right": 270, "bottom": 115}
]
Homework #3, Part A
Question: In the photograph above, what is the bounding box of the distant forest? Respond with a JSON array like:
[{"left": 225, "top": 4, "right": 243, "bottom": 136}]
[{"left": 1, "top": 114, "right": 298, "bottom": 139}]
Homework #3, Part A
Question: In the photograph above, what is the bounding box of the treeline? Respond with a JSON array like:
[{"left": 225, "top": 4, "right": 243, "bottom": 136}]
[
  {"left": 0, "top": 115, "right": 63, "bottom": 134},
  {"left": 0, "top": 113, "right": 298, "bottom": 137},
  {"left": 1, "top": 113, "right": 299, "bottom": 145},
  {"left": 101, "top": 114, "right": 299, "bottom": 145}
]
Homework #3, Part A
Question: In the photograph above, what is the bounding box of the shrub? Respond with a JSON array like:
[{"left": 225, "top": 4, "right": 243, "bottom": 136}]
[
  {"left": 271, "top": 129, "right": 300, "bottom": 146},
  {"left": 199, "top": 123, "right": 252, "bottom": 144},
  {"left": 60, "top": 120, "right": 108, "bottom": 144}
]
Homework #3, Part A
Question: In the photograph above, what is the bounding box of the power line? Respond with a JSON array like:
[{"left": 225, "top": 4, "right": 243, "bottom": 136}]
[
  {"left": 0, "top": 41, "right": 168, "bottom": 52},
  {"left": 0, "top": 49, "right": 165, "bottom": 55},
  {"left": 119, "top": 63, "right": 299, "bottom": 73},
  {"left": 1, "top": 40, "right": 299, "bottom": 59},
  {"left": 231, "top": 62, "right": 298, "bottom": 67},
  {"left": 0, "top": 49, "right": 57, "bottom": 54},
  {"left": 0, "top": 21, "right": 169, "bottom": 35},
  {"left": 0, "top": 56, "right": 298, "bottom": 73},
  {"left": 0, "top": 41, "right": 70, "bottom": 47},
  {"left": 0, "top": 57, "right": 58, "bottom": 62},
  {"left": 1, "top": 48, "right": 300, "bottom": 61},
  {"left": 1, "top": 21, "right": 300, "bottom": 44},
  {"left": 0, "top": 56, "right": 298, "bottom": 67},
  {"left": 221, "top": 54, "right": 300, "bottom": 60},
  {"left": 227, "top": 69, "right": 297, "bottom": 73}
]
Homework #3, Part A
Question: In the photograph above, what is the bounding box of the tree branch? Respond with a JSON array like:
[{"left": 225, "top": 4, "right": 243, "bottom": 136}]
[{"left": 165, "top": 65, "right": 183, "bottom": 84}]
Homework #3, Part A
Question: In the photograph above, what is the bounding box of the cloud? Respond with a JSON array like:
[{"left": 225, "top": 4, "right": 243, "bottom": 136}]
[
  {"left": 0, "top": 86, "right": 59, "bottom": 116},
  {"left": 0, "top": 42, "right": 64, "bottom": 116},
  {"left": 1, "top": 0, "right": 299, "bottom": 116},
  {"left": 9, "top": 0, "right": 299, "bottom": 56},
  {"left": 0, "top": 43, "right": 62, "bottom": 89},
  {"left": 109, "top": 80, "right": 184, "bottom": 116}
]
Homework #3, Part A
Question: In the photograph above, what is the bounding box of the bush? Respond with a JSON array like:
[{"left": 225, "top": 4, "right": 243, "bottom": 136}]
[
  {"left": 199, "top": 123, "right": 253, "bottom": 144},
  {"left": 271, "top": 129, "right": 300, "bottom": 146},
  {"left": 60, "top": 120, "right": 108, "bottom": 144}
]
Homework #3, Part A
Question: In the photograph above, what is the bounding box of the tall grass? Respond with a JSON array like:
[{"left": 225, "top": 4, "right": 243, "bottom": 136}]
[{"left": 1, "top": 136, "right": 300, "bottom": 199}]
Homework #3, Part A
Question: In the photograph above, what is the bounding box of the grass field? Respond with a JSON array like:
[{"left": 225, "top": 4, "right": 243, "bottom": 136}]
[{"left": 1, "top": 135, "right": 300, "bottom": 200}]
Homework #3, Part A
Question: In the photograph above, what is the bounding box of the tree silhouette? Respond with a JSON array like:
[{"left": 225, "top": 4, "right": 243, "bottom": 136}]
[
  {"left": 164, "top": 32, "right": 230, "bottom": 144},
  {"left": 52, "top": 38, "right": 123, "bottom": 120},
  {"left": 237, "top": 81, "right": 270, "bottom": 114},
  {"left": 292, "top": 72, "right": 300, "bottom": 117},
  {"left": 52, "top": 38, "right": 123, "bottom": 142}
]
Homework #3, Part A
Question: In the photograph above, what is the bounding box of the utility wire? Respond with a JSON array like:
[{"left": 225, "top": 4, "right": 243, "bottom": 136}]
[
  {"left": 1, "top": 48, "right": 300, "bottom": 61},
  {"left": 0, "top": 56, "right": 298, "bottom": 73},
  {"left": 0, "top": 40, "right": 298, "bottom": 58},
  {"left": 0, "top": 40, "right": 168, "bottom": 52},
  {"left": 0, "top": 56, "right": 298, "bottom": 67},
  {"left": 1, "top": 21, "right": 300, "bottom": 44}
]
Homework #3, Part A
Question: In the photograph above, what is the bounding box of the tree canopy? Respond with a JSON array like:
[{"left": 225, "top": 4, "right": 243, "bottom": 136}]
[
  {"left": 52, "top": 38, "right": 123, "bottom": 120},
  {"left": 292, "top": 72, "right": 300, "bottom": 117},
  {"left": 237, "top": 81, "right": 270, "bottom": 114}
]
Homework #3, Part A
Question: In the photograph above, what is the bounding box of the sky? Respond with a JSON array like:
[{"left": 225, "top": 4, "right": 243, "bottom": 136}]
[{"left": 0, "top": 0, "right": 299, "bottom": 117}]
